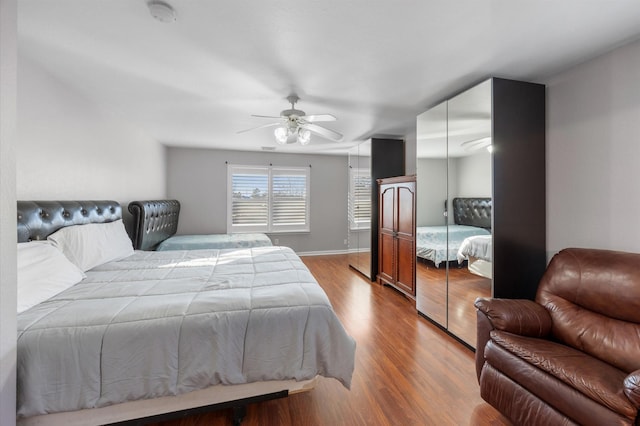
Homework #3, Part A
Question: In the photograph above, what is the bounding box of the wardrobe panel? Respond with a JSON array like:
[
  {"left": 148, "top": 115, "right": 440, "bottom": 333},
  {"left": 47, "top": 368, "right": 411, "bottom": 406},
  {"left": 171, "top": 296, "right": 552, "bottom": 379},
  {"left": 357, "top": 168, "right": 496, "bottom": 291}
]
[
  {"left": 446, "top": 81, "right": 492, "bottom": 347},
  {"left": 415, "top": 102, "right": 448, "bottom": 327},
  {"left": 491, "top": 78, "right": 547, "bottom": 300}
]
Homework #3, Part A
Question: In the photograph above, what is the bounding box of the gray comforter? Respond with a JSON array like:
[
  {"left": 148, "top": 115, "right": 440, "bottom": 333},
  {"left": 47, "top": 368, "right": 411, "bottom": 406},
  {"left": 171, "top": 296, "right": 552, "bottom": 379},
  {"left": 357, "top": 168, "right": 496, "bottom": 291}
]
[{"left": 17, "top": 246, "right": 356, "bottom": 418}]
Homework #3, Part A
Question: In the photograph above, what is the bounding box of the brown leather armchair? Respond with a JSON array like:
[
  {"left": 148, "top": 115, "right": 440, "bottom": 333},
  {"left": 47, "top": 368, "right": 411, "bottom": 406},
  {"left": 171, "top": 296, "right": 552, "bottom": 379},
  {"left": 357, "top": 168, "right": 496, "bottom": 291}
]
[{"left": 475, "top": 248, "right": 640, "bottom": 426}]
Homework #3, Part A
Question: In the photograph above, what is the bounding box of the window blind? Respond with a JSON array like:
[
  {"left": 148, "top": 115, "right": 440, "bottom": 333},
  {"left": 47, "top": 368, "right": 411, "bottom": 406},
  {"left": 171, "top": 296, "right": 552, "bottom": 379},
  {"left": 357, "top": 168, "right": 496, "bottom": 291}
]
[
  {"left": 349, "top": 168, "right": 371, "bottom": 230},
  {"left": 228, "top": 165, "right": 310, "bottom": 233}
]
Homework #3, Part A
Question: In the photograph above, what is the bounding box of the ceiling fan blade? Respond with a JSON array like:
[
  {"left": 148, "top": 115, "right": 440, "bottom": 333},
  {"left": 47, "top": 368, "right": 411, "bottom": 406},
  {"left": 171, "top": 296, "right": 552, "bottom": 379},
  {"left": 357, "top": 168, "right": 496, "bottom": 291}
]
[
  {"left": 300, "top": 123, "right": 344, "bottom": 142},
  {"left": 237, "top": 122, "right": 281, "bottom": 134},
  {"left": 251, "top": 114, "right": 283, "bottom": 119},
  {"left": 301, "top": 114, "right": 337, "bottom": 122}
]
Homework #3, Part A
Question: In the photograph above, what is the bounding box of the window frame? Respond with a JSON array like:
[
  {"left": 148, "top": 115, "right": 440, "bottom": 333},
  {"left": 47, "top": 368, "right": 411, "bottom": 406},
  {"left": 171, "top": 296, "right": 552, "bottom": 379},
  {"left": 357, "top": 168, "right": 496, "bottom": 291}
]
[{"left": 227, "top": 164, "right": 311, "bottom": 234}]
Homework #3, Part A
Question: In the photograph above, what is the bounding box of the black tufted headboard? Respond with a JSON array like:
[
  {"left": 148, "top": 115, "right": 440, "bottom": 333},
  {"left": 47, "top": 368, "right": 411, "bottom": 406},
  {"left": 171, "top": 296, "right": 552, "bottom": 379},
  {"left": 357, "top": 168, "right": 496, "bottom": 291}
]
[
  {"left": 17, "top": 200, "right": 122, "bottom": 243},
  {"left": 452, "top": 197, "right": 492, "bottom": 230},
  {"left": 128, "top": 200, "right": 180, "bottom": 250}
]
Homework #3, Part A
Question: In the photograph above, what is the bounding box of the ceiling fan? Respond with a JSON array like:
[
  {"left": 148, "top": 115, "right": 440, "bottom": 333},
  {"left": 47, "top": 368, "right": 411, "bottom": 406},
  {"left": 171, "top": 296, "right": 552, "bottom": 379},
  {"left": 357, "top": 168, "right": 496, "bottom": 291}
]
[{"left": 238, "top": 95, "right": 343, "bottom": 145}]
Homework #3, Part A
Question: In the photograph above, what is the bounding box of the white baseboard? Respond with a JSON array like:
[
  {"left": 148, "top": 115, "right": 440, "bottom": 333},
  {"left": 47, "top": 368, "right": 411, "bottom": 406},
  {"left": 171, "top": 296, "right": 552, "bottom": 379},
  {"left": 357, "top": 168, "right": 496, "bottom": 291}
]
[{"left": 296, "top": 249, "right": 349, "bottom": 256}]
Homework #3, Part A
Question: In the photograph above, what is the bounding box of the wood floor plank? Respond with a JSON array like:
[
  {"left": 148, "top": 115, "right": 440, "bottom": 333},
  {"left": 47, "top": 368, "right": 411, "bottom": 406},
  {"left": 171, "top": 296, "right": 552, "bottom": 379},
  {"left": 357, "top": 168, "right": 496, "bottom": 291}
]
[{"left": 150, "top": 254, "right": 509, "bottom": 426}]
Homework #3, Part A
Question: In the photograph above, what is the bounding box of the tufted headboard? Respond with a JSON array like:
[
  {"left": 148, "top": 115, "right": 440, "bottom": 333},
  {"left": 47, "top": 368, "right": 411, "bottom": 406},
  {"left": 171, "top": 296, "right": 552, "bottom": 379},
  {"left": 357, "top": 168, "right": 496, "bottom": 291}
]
[
  {"left": 128, "top": 200, "right": 181, "bottom": 250},
  {"left": 452, "top": 197, "right": 492, "bottom": 230},
  {"left": 17, "top": 200, "right": 122, "bottom": 243}
]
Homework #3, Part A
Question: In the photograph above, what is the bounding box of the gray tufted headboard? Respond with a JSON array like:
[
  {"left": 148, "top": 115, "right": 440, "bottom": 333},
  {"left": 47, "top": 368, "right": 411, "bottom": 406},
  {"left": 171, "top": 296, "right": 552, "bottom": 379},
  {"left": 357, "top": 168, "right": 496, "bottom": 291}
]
[
  {"left": 128, "top": 200, "right": 180, "bottom": 250},
  {"left": 452, "top": 197, "right": 492, "bottom": 230},
  {"left": 17, "top": 200, "right": 122, "bottom": 242}
]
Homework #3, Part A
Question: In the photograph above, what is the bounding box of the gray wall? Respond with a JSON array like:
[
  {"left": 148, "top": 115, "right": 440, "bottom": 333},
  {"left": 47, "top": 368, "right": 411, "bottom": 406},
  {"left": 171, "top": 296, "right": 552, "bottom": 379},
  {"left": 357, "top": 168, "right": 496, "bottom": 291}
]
[
  {"left": 416, "top": 157, "right": 447, "bottom": 226},
  {"left": 404, "top": 128, "right": 417, "bottom": 175},
  {"left": 1, "top": 0, "right": 17, "bottom": 423},
  {"left": 451, "top": 150, "right": 492, "bottom": 198},
  {"left": 17, "top": 56, "right": 166, "bottom": 204},
  {"left": 545, "top": 37, "right": 640, "bottom": 257},
  {"left": 167, "top": 147, "right": 349, "bottom": 254}
]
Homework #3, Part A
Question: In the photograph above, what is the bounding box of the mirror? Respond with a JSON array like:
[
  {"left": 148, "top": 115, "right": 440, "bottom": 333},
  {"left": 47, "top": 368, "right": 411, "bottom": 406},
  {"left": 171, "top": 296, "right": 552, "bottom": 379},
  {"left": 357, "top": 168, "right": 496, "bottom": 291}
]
[
  {"left": 348, "top": 141, "right": 372, "bottom": 279},
  {"left": 416, "top": 79, "right": 493, "bottom": 348},
  {"left": 415, "top": 102, "right": 448, "bottom": 327},
  {"left": 446, "top": 80, "right": 492, "bottom": 346}
]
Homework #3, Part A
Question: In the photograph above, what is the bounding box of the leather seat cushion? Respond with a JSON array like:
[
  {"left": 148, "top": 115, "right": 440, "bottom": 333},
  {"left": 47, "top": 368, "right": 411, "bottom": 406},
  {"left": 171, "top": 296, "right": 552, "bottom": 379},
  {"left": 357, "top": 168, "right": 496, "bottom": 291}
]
[{"left": 489, "top": 330, "right": 636, "bottom": 419}]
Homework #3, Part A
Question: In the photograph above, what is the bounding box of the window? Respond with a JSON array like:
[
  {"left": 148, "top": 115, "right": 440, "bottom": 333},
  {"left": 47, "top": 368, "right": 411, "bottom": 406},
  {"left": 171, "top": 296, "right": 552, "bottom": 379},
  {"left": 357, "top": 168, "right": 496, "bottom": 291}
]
[
  {"left": 349, "top": 167, "right": 371, "bottom": 230},
  {"left": 227, "top": 164, "right": 310, "bottom": 233}
]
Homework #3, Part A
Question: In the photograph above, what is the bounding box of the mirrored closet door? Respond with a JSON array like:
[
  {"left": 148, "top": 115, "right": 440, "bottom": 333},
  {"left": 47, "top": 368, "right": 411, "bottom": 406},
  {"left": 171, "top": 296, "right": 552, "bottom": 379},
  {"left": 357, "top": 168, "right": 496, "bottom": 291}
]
[
  {"left": 415, "top": 101, "right": 449, "bottom": 327},
  {"left": 415, "top": 77, "right": 547, "bottom": 349},
  {"left": 445, "top": 80, "right": 492, "bottom": 346},
  {"left": 347, "top": 141, "right": 373, "bottom": 278}
]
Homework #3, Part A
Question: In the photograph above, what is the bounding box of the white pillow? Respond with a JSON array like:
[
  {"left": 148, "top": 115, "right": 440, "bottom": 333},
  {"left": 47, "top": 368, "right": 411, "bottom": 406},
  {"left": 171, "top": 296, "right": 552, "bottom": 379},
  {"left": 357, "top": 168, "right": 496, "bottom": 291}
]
[
  {"left": 17, "top": 241, "right": 86, "bottom": 313},
  {"left": 47, "top": 219, "right": 134, "bottom": 272}
]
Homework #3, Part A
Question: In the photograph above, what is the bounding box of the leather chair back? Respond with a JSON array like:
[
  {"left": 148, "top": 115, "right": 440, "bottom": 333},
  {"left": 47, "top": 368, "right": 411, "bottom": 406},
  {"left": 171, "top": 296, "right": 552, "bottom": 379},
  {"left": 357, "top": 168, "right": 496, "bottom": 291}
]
[{"left": 536, "top": 248, "right": 640, "bottom": 373}]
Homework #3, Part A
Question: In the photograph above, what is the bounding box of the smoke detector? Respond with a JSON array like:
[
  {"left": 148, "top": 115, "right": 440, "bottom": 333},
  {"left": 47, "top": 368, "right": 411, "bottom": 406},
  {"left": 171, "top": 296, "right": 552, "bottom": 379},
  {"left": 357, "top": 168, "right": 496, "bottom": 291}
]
[{"left": 147, "top": 1, "right": 177, "bottom": 23}]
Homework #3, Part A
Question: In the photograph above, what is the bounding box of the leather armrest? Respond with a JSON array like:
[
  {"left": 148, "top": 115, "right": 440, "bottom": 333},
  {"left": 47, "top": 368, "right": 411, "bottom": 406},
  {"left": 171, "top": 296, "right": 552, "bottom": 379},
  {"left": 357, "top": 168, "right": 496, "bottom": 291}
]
[
  {"left": 474, "top": 297, "right": 552, "bottom": 337},
  {"left": 624, "top": 369, "right": 640, "bottom": 408},
  {"left": 474, "top": 297, "right": 552, "bottom": 383}
]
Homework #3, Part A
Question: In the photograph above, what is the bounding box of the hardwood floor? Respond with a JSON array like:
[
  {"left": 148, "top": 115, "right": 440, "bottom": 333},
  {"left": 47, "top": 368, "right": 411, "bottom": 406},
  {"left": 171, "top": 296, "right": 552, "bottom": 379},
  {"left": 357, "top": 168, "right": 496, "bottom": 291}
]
[
  {"left": 415, "top": 260, "right": 492, "bottom": 347},
  {"left": 150, "top": 254, "right": 509, "bottom": 426},
  {"left": 447, "top": 266, "right": 492, "bottom": 347}
]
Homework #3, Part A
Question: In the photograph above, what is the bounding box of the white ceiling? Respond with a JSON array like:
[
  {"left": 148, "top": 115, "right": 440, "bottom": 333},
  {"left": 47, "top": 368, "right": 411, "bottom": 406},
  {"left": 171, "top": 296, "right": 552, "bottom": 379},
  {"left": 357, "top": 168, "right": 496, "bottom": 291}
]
[{"left": 18, "top": 0, "right": 640, "bottom": 155}]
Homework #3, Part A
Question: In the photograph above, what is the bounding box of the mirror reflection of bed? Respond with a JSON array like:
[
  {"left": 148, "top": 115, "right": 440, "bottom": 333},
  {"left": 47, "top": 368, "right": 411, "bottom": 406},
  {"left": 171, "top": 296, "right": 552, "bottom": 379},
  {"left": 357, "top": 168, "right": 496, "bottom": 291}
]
[{"left": 415, "top": 198, "right": 492, "bottom": 347}]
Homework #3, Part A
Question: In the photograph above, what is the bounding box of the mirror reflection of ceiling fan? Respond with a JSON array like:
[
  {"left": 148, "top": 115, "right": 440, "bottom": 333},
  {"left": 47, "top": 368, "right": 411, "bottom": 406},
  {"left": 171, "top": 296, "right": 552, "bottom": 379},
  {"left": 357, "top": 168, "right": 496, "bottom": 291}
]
[{"left": 238, "top": 95, "right": 343, "bottom": 145}]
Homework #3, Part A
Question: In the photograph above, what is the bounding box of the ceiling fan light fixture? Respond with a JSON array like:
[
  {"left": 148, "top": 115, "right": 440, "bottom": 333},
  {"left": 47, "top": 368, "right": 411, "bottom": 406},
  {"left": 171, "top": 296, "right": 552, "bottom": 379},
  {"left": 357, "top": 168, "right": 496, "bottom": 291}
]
[
  {"left": 240, "top": 94, "right": 343, "bottom": 145},
  {"left": 298, "top": 129, "right": 311, "bottom": 145},
  {"left": 274, "top": 127, "right": 289, "bottom": 144}
]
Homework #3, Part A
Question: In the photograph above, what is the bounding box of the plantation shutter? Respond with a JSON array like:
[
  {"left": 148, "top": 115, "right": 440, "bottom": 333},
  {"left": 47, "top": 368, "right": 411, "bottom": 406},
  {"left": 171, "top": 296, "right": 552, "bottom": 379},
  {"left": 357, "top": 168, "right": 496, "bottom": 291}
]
[
  {"left": 228, "top": 165, "right": 310, "bottom": 233},
  {"left": 229, "top": 166, "right": 269, "bottom": 232},
  {"left": 350, "top": 168, "right": 371, "bottom": 229},
  {"left": 271, "top": 167, "right": 310, "bottom": 231}
]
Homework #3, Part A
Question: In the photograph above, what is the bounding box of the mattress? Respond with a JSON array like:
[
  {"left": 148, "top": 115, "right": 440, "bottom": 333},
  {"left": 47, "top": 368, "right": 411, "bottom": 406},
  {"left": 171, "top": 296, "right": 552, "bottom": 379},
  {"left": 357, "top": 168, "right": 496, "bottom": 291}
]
[
  {"left": 457, "top": 234, "right": 492, "bottom": 263},
  {"left": 416, "top": 225, "right": 490, "bottom": 266},
  {"left": 467, "top": 256, "right": 492, "bottom": 279},
  {"left": 16, "top": 246, "right": 355, "bottom": 418},
  {"left": 156, "top": 233, "right": 272, "bottom": 251}
]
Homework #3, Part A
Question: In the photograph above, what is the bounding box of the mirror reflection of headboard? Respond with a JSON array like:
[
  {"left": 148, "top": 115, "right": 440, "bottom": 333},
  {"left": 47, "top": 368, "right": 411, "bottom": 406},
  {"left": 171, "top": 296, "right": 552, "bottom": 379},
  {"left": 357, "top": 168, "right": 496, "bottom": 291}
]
[{"left": 452, "top": 197, "right": 491, "bottom": 230}]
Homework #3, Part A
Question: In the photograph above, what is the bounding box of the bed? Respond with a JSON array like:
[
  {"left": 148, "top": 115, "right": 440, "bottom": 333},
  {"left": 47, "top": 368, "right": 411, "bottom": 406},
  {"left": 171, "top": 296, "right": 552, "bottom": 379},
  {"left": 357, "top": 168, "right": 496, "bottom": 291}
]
[
  {"left": 456, "top": 234, "right": 492, "bottom": 279},
  {"left": 416, "top": 197, "right": 491, "bottom": 267},
  {"left": 16, "top": 200, "right": 356, "bottom": 426},
  {"left": 128, "top": 200, "right": 273, "bottom": 251}
]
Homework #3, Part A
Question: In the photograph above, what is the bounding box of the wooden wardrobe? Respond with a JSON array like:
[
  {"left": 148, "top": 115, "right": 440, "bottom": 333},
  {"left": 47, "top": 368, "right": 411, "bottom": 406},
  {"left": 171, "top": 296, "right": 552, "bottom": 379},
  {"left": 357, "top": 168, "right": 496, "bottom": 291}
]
[{"left": 377, "top": 175, "right": 416, "bottom": 297}]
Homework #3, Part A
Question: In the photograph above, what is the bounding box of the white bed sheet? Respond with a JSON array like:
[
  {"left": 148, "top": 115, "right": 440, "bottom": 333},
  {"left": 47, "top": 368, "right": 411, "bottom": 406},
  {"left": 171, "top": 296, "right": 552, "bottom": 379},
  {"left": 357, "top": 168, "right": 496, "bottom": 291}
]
[{"left": 456, "top": 234, "right": 492, "bottom": 264}]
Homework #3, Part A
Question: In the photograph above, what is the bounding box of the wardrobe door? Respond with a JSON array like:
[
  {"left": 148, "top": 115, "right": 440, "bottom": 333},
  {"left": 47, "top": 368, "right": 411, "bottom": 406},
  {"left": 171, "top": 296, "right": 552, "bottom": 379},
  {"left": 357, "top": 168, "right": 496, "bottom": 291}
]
[
  {"left": 348, "top": 141, "right": 372, "bottom": 278},
  {"left": 416, "top": 102, "right": 448, "bottom": 327},
  {"left": 377, "top": 176, "right": 416, "bottom": 297},
  {"left": 446, "top": 80, "right": 492, "bottom": 348},
  {"left": 395, "top": 181, "right": 416, "bottom": 296},
  {"left": 377, "top": 184, "right": 396, "bottom": 285}
]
